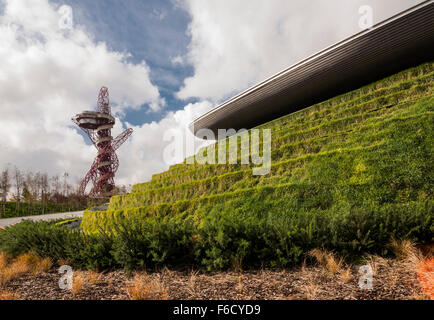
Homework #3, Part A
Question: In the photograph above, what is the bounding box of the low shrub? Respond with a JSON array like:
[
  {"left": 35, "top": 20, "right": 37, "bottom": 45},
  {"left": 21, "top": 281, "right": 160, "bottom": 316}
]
[
  {"left": 111, "top": 216, "right": 195, "bottom": 270},
  {"left": 0, "top": 221, "right": 116, "bottom": 271},
  {"left": 1, "top": 200, "right": 431, "bottom": 272}
]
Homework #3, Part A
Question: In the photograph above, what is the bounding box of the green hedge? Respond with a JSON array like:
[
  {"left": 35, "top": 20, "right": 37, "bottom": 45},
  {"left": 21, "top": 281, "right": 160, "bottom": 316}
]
[
  {"left": 0, "top": 200, "right": 432, "bottom": 271},
  {"left": 0, "top": 202, "right": 85, "bottom": 219}
]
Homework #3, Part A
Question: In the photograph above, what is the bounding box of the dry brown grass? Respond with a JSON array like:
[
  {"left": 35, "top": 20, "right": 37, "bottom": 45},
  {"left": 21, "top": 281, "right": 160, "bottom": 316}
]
[
  {"left": 0, "top": 269, "right": 13, "bottom": 288},
  {"left": 390, "top": 238, "right": 424, "bottom": 272},
  {"left": 339, "top": 266, "right": 352, "bottom": 283},
  {"left": 365, "top": 254, "right": 387, "bottom": 277},
  {"left": 303, "top": 274, "right": 321, "bottom": 300},
  {"left": 71, "top": 272, "right": 85, "bottom": 296},
  {"left": 0, "top": 290, "right": 19, "bottom": 300},
  {"left": 236, "top": 275, "right": 245, "bottom": 294},
  {"left": 0, "top": 252, "right": 53, "bottom": 287},
  {"left": 86, "top": 271, "right": 102, "bottom": 285},
  {"left": 308, "top": 248, "right": 344, "bottom": 274},
  {"left": 126, "top": 273, "right": 168, "bottom": 300},
  {"left": 187, "top": 269, "right": 199, "bottom": 296},
  {"left": 10, "top": 253, "right": 37, "bottom": 274},
  {"left": 34, "top": 257, "right": 52, "bottom": 274},
  {"left": 391, "top": 238, "right": 417, "bottom": 260},
  {"left": 300, "top": 258, "right": 307, "bottom": 273},
  {"left": 10, "top": 253, "right": 52, "bottom": 275},
  {"left": 418, "top": 243, "right": 434, "bottom": 257},
  {"left": 57, "top": 258, "right": 71, "bottom": 267},
  {"left": 0, "top": 252, "right": 8, "bottom": 270}
]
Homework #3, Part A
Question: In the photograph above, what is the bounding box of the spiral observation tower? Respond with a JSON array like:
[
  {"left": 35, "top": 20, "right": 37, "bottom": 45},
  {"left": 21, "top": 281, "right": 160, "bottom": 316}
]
[{"left": 72, "top": 87, "right": 133, "bottom": 197}]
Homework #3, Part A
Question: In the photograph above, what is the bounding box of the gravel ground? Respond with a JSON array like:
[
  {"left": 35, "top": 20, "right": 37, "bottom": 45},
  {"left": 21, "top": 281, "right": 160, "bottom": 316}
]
[{"left": 2, "top": 258, "right": 431, "bottom": 300}]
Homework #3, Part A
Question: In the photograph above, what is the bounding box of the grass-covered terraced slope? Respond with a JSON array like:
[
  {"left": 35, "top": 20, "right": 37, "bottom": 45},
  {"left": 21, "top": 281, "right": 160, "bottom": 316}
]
[{"left": 82, "top": 62, "right": 433, "bottom": 268}]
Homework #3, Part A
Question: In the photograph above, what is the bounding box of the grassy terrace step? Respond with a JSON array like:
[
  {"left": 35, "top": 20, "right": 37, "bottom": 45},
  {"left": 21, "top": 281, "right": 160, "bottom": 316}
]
[
  {"left": 152, "top": 70, "right": 434, "bottom": 179},
  {"left": 112, "top": 143, "right": 385, "bottom": 210},
  {"left": 163, "top": 73, "right": 432, "bottom": 170},
  {"left": 257, "top": 72, "right": 433, "bottom": 136},
  {"left": 132, "top": 93, "right": 433, "bottom": 192},
  {"left": 129, "top": 103, "right": 432, "bottom": 196},
  {"left": 138, "top": 91, "right": 432, "bottom": 192},
  {"left": 82, "top": 62, "right": 434, "bottom": 236},
  {"left": 84, "top": 180, "right": 433, "bottom": 236},
  {"left": 132, "top": 107, "right": 432, "bottom": 196},
  {"left": 168, "top": 65, "right": 434, "bottom": 167},
  {"left": 186, "top": 83, "right": 432, "bottom": 165},
  {"left": 136, "top": 113, "right": 432, "bottom": 194},
  {"left": 112, "top": 108, "right": 433, "bottom": 210}
]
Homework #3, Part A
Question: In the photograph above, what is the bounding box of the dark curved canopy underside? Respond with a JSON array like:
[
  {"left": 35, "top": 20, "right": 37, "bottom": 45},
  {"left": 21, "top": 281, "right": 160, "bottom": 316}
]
[{"left": 190, "top": 1, "right": 434, "bottom": 137}]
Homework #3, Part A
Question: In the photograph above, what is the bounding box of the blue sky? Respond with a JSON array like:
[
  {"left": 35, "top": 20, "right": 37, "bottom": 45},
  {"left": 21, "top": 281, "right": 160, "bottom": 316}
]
[{"left": 51, "top": 0, "right": 195, "bottom": 125}]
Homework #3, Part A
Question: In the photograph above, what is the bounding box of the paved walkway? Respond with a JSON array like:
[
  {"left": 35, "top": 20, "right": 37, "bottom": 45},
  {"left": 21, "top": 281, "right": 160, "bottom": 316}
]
[{"left": 0, "top": 211, "right": 84, "bottom": 228}]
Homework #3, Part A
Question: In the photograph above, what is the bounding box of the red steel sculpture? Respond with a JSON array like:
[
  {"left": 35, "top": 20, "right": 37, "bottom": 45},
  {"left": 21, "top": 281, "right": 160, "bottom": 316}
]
[{"left": 72, "top": 87, "right": 133, "bottom": 196}]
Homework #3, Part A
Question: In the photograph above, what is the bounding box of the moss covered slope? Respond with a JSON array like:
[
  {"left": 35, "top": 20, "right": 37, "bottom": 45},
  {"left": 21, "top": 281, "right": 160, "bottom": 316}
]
[{"left": 82, "top": 62, "right": 434, "bottom": 250}]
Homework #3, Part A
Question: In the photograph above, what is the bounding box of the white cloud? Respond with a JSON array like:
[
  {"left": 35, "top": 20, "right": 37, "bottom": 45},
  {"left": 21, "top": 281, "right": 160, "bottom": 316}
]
[
  {"left": 115, "top": 100, "right": 214, "bottom": 186},
  {"left": 0, "top": 0, "right": 162, "bottom": 185},
  {"left": 171, "top": 55, "right": 184, "bottom": 66},
  {"left": 176, "top": 0, "right": 423, "bottom": 101}
]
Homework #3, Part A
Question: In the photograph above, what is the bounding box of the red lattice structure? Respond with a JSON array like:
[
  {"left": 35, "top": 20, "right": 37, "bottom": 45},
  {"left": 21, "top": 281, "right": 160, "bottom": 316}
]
[{"left": 72, "top": 87, "right": 133, "bottom": 197}]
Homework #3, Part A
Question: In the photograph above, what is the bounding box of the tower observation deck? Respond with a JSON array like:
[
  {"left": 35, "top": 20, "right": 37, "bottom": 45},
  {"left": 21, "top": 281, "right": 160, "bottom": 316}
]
[{"left": 72, "top": 87, "right": 133, "bottom": 197}]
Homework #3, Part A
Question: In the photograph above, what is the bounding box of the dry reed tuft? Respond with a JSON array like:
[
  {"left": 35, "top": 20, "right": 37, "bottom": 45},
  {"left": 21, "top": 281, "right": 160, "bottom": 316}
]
[
  {"left": 0, "top": 290, "right": 19, "bottom": 300},
  {"left": 308, "top": 248, "right": 344, "bottom": 274},
  {"left": 0, "top": 252, "right": 41, "bottom": 286},
  {"left": 11, "top": 253, "right": 38, "bottom": 274},
  {"left": 390, "top": 238, "right": 424, "bottom": 272},
  {"left": 57, "top": 258, "right": 71, "bottom": 267},
  {"left": 303, "top": 275, "right": 321, "bottom": 300},
  {"left": 391, "top": 238, "right": 417, "bottom": 260},
  {"left": 71, "top": 272, "right": 85, "bottom": 296},
  {"left": 33, "top": 257, "right": 52, "bottom": 274},
  {"left": 86, "top": 271, "right": 102, "bottom": 285},
  {"left": 339, "top": 266, "right": 352, "bottom": 283},
  {"left": 0, "top": 252, "right": 8, "bottom": 270},
  {"left": 188, "top": 269, "right": 199, "bottom": 296},
  {"left": 126, "top": 273, "right": 168, "bottom": 300},
  {"left": 364, "top": 254, "right": 387, "bottom": 277}
]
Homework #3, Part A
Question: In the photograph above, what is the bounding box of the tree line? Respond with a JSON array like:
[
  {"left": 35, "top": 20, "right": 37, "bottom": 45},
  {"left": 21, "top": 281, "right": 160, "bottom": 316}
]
[{"left": 0, "top": 166, "right": 129, "bottom": 218}]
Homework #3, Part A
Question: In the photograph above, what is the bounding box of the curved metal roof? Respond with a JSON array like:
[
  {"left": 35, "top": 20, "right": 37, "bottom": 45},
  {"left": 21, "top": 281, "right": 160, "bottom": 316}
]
[{"left": 190, "top": 1, "right": 434, "bottom": 137}]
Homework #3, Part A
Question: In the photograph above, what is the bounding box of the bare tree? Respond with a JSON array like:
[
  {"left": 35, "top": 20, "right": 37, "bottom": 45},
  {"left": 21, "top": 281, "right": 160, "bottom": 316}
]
[
  {"left": 35, "top": 172, "right": 42, "bottom": 202},
  {"left": 63, "top": 172, "right": 69, "bottom": 197},
  {"left": 51, "top": 175, "right": 60, "bottom": 193},
  {"left": 0, "top": 168, "right": 11, "bottom": 217},
  {"left": 40, "top": 173, "right": 49, "bottom": 215},
  {"left": 1, "top": 166, "right": 88, "bottom": 216},
  {"left": 25, "top": 172, "right": 36, "bottom": 214},
  {"left": 13, "top": 166, "right": 24, "bottom": 213}
]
